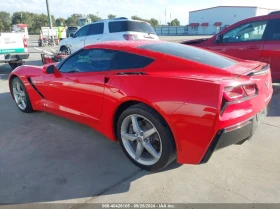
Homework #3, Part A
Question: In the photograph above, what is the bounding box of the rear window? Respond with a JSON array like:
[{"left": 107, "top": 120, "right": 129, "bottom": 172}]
[
  {"left": 109, "top": 21, "right": 156, "bottom": 34},
  {"left": 138, "top": 42, "right": 237, "bottom": 68},
  {"left": 111, "top": 51, "right": 154, "bottom": 69},
  {"left": 68, "top": 27, "right": 78, "bottom": 30}
]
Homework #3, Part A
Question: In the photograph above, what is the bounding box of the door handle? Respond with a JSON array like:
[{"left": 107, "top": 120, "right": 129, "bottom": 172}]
[{"left": 247, "top": 45, "right": 261, "bottom": 50}]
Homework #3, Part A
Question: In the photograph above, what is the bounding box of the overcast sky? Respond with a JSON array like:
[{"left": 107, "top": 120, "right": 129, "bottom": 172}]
[{"left": 1, "top": 0, "right": 280, "bottom": 25}]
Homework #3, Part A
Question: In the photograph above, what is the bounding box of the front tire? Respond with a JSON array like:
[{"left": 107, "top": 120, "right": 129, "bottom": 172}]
[
  {"left": 11, "top": 77, "right": 33, "bottom": 113},
  {"left": 117, "top": 104, "right": 176, "bottom": 171}
]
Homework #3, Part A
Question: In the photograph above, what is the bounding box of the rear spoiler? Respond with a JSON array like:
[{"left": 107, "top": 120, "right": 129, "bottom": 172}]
[{"left": 247, "top": 64, "right": 269, "bottom": 76}]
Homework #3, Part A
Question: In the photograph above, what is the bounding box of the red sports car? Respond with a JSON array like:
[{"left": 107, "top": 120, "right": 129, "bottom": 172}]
[{"left": 9, "top": 41, "right": 273, "bottom": 171}]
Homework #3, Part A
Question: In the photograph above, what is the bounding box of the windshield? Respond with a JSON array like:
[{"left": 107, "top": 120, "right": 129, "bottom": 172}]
[
  {"left": 139, "top": 42, "right": 237, "bottom": 68},
  {"left": 109, "top": 21, "right": 156, "bottom": 34},
  {"left": 222, "top": 21, "right": 267, "bottom": 43}
]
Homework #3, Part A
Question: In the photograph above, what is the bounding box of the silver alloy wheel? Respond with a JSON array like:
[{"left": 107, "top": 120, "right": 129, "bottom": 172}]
[
  {"left": 121, "top": 114, "right": 162, "bottom": 166},
  {"left": 12, "top": 81, "right": 27, "bottom": 110}
]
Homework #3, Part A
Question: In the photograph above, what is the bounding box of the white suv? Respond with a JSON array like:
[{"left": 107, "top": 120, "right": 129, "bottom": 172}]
[{"left": 59, "top": 17, "right": 159, "bottom": 54}]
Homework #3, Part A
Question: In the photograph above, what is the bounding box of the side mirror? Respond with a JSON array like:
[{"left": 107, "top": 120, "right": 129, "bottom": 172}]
[
  {"left": 43, "top": 65, "right": 61, "bottom": 76},
  {"left": 69, "top": 33, "right": 75, "bottom": 38},
  {"left": 215, "top": 34, "right": 222, "bottom": 43}
]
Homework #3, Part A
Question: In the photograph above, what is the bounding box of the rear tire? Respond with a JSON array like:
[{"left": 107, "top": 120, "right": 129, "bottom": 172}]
[
  {"left": 11, "top": 77, "right": 33, "bottom": 113},
  {"left": 117, "top": 104, "right": 176, "bottom": 171}
]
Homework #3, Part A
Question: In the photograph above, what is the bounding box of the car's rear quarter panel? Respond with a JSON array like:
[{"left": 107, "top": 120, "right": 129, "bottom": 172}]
[
  {"left": 96, "top": 74, "right": 222, "bottom": 165},
  {"left": 169, "top": 80, "right": 221, "bottom": 164}
]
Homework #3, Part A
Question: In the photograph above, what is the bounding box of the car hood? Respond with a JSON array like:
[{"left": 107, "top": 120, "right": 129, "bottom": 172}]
[{"left": 59, "top": 38, "right": 70, "bottom": 45}]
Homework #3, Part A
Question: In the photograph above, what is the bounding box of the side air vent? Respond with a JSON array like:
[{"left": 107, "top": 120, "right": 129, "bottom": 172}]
[{"left": 27, "top": 77, "right": 45, "bottom": 98}]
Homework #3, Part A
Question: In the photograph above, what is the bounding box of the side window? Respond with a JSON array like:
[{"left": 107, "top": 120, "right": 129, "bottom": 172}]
[
  {"left": 269, "top": 19, "right": 280, "bottom": 40},
  {"left": 111, "top": 52, "right": 153, "bottom": 70},
  {"left": 59, "top": 49, "right": 116, "bottom": 73},
  {"left": 222, "top": 20, "right": 268, "bottom": 43},
  {"left": 74, "top": 25, "right": 90, "bottom": 37},
  {"left": 109, "top": 21, "right": 127, "bottom": 33},
  {"left": 88, "top": 23, "right": 104, "bottom": 35}
]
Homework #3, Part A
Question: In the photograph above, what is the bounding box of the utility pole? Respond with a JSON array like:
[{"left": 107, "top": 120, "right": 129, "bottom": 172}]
[
  {"left": 165, "top": 9, "right": 166, "bottom": 25},
  {"left": 46, "top": 0, "right": 55, "bottom": 45}
]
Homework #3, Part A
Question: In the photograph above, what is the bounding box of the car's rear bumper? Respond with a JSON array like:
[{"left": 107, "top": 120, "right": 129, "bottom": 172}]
[
  {"left": 200, "top": 105, "right": 268, "bottom": 164},
  {"left": 0, "top": 53, "right": 29, "bottom": 62}
]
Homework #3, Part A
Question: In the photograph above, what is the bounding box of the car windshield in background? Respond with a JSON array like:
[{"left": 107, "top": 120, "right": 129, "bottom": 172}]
[
  {"left": 139, "top": 42, "right": 238, "bottom": 69},
  {"left": 68, "top": 27, "right": 78, "bottom": 31},
  {"left": 109, "top": 21, "right": 156, "bottom": 34}
]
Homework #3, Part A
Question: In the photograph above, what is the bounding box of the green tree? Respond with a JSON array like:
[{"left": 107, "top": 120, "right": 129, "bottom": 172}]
[
  {"left": 66, "top": 14, "right": 83, "bottom": 26},
  {"left": 55, "top": 17, "right": 66, "bottom": 26},
  {"left": 12, "top": 12, "right": 33, "bottom": 28},
  {"left": 65, "top": 17, "right": 76, "bottom": 26},
  {"left": 88, "top": 14, "right": 101, "bottom": 22},
  {"left": 108, "top": 14, "right": 116, "bottom": 19},
  {"left": 168, "top": 18, "right": 180, "bottom": 26},
  {"left": 31, "top": 13, "right": 48, "bottom": 33},
  {"left": 51, "top": 15, "right": 56, "bottom": 26},
  {"left": 131, "top": 15, "right": 160, "bottom": 27},
  {"left": 150, "top": 18, "right": 159, "bottom": 27},
  {"left": 0, "top": 21, "right": 4, "bottom": 31},
  {"left": 0, "top": 11, "right": 11, "bottom": 31},
  {"left": 131, "top": 15, "right": 149, "bottom": 22}
]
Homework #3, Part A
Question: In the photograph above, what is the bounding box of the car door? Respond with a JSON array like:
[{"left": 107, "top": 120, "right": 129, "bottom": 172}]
[
  {"left": 209, "top": 20, "right": 269, "bottom": 61},
  {"left": 69, "top": 25, "right": 90, "bottom": 53},
  {"left": 261, "top": 18, "right": 280, "bottom": 80},
  {"left": 35, "top": 49, "right": 116, "bottom": 122},
  {"left": 84, "top": 23, "right": 104, "bottom": 46}
]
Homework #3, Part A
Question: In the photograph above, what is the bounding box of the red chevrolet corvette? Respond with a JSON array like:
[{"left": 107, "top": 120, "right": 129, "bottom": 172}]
[{"left": 9, "top": 41, "right": 272, "bottom": 171}]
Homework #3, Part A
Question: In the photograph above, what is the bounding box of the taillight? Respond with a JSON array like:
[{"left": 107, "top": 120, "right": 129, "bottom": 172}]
[
  {"left": 23, "top": 38, "right": 28, "bottom": 52},
  {"left": 243, "top": 84, "right": 256, "bottom": 96},
  {"left": 123, "top": 34, "right": 138, "bottom": 40},
  {"left": 223, "top": 84, "right": 257, "bottom": 102}
]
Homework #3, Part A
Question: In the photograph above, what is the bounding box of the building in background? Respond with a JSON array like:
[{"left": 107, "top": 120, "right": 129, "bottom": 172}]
[{"left": 188, "top": 6, "right": 277, "bottom": 35}]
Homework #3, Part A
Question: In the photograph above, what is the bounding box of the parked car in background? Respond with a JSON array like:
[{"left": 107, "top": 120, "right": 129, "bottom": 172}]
[
  {"left": 181, "top": 11, "right": 280, "bottom": 81},
  {"left": 66, "top": 26, "right": 79, "bottom": 38},
  {"left": 0, "top": 33, "right": 29, "bottom": 69},
  {"left": 59, "top": 17, "right": 158, "bottom": 54},
  {"left": 9, "top": 41, "right": 272, "bottom": 171}
]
